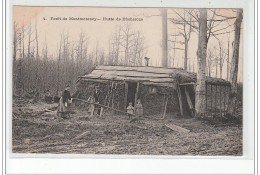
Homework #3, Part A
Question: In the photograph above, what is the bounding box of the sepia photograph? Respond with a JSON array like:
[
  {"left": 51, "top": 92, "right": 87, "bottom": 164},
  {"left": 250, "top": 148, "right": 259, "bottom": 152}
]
[{"left": 12, "top": 6, "right": 243, "bottom": 156}]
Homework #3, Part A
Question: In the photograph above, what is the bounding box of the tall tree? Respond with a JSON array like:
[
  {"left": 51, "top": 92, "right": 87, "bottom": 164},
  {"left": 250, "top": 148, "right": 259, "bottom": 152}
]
[
  {"left": 218, "top": 40, "right": 227, "bottom": 79},
  {"left": 228, "top": 9, "right": 243, "bottom": 115},
  {"left": 195, "top": 9, "right": 207, "bottom": 118},
  {"left": 35, "top": 17, "right": 40, "bottom": 91},
  {"left": 169, "top": 9, "right": 194, "bottom": 70},
  {"left": 13, "top": 22, "right": 19, "bottom": 93},
  {"left": 226, "top": 34, "right": 231, "bottom": 80},
  {"left": 113, "top": 25, "right": 122, "bottom": 65},
  {"left": 120, "top": 22, "right": 135, "bottom": 65}
]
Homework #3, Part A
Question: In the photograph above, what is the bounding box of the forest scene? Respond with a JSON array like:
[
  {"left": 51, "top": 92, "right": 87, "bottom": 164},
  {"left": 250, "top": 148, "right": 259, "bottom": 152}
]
[{"left": 12, "top": 7, "right": 243, "bottom": 155}]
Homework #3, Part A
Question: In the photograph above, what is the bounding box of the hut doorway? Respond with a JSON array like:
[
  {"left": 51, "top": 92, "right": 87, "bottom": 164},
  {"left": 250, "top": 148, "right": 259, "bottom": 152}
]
[{"left": 127, "top": 82, "right": 137, "bottom": 107}]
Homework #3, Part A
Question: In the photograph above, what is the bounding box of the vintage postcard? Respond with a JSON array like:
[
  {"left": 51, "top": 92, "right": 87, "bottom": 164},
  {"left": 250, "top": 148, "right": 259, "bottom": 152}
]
[{"left": 12, "top": 6, "right": 243, "bottom": 156}]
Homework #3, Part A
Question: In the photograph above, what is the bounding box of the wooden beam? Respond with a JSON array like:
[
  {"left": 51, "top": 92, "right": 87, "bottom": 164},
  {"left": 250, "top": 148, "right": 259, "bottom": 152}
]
[
  {"left": 220, "top": 85, "right": 222, "bottom": 117},
  {"left": 184, "top": 86, "right": 194, "bottom": 116},
  {"left": 134, "top": 82, "right": 140, "bottom": 106},
  {"left": 211, "top": 84, "right": 213, "bottom": 117},
  {"left": 161, "top": 94, "right": 166, "bottom": 116},
  {"left": 124, "top": 82, "right": 128, "bottom": 112},
  {"left": 162, "top": 96, "right": 169, "bottom": 119},
  {"left": 176, "top": 84, "right": 183, "bottom": 116},
  {"left": 205, "top": 82, "right": 207, "bottom": 116},
  {"left": 224, "top": 85, "right": 226, "bottom": 115},
  {"left": 215, "top": 85, "right": 217, "bottom": 117},
  {"left": 179, "top": 82, "right": 197, "bottom": 86},
  {"left": 111, "top": 82, "right": 115, "bottom": 114},
  {"left": 107, "top": 82, "right": 113, "bottom": 107}
]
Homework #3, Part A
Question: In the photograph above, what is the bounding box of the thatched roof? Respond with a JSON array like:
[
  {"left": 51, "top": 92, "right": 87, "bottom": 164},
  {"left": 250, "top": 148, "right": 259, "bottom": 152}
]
[{"left": 79, "top": 65, "right": 230, "bottom": 87}]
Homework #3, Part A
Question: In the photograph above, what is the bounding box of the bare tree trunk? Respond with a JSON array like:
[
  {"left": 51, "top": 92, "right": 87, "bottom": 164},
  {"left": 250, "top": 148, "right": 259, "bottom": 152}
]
[
  {"left": 35, "top": 18, "right": 40, "bottom": 92},
  {"left": 184, "top": 40, "right": 188, "bottom": 70},
  {"left": 95, "top": 43, "right": 99, "bottom": 64},
  {"left": 215, "top": 61, "right": 218, "bottom": 78},
  {"left": 27, "top": 24, "right": 31, "bottom": 59},
  {"left": 115, "top": 27, "right": 121, "bottom": 65},
  {"left": 195, "top": 9, "right": 207, "bottom": 118},
  {"left": 228, "top": 9, "right": 243, "bottom": 115},
  {"left": 219, "top": 45, "right": 222, "bottom": 79},
  {"left": 172, "top": 34, "right": 176, "bottom": 67},
  {"left": 57, "top": 35, "right": 62, "bottom": 95},
  {"left": 218, "top": 41, "right": 225, "bottom": 79},
  {"left": 193, "top": 59, "right": 195, "bottom": 72},
  {"left": 227, "top": 36, "right": 230, "bottom": 81},
  {"left": 13, "top": 23, "right": 17, "bottom": 93},
  {"left": 161, "top": 8, "right": 168, "bottom": 67},
  {"left": 13, "top": 23, "right": 17, "bottom": 74}
]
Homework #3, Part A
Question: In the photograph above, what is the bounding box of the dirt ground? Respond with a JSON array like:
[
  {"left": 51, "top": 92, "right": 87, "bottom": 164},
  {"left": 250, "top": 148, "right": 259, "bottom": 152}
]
[{"left": 12, "top": 102, "right": 242, "bottom": 156}]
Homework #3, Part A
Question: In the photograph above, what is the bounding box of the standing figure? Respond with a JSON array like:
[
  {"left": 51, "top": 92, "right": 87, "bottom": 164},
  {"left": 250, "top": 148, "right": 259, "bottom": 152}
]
[
  {"left": 135, "top": 99, "right": 143, "bottom": 121},
  {"left": 57, "top": 85, "right": 72, "bottom": 118},
  {"left": 127, "top": 102, "right": 135, "bottom": 120}
]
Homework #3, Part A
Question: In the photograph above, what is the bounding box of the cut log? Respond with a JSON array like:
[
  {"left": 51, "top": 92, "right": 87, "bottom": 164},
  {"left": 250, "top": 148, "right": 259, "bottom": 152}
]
[{"left": 165, "top": 124, "right": 190, "bottom": 133}]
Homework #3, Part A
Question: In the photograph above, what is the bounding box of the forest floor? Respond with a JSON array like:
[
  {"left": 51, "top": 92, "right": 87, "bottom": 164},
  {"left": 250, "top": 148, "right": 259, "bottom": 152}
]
[{"left": 12, "top": 101, "right": 242, "bottom": 156}]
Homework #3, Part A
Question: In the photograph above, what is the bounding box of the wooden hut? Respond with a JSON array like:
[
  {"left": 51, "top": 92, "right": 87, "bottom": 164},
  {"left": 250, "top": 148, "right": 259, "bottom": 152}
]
[{"left": 75, "top": 65, "right": 231, "bottom": 118}]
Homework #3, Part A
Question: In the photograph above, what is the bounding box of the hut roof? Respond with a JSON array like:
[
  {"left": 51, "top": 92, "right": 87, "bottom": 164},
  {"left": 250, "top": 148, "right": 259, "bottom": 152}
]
[{"left": 79, "top": 65, "right": 230, "bottom": 87}]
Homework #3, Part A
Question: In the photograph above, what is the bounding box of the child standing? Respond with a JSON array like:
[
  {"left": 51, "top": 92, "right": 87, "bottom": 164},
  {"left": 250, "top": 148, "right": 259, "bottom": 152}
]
[
  {"left": 135, "top": 99, "right": 143, "bottom": 121},
  {"left": 126, "top": 102, "right": 135, "bottom": 120}
]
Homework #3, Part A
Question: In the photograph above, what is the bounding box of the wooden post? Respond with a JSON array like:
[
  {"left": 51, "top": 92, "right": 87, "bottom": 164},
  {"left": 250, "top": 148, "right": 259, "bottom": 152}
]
[
  {"left": 176, "top": 84, "right": 183, "bottom": 116},
  {"left": 134, "top": 82, "right": 140, "bottom": 106},
  {"left": 226, "top": 85, "right": 231, "bottom": 113},
  {"left": 104, "top": 82, "right": 109, "bottom": 106},
  {"left": 184, "top": 86, "right": 194, "bottom": 116},
  {"left": 111, "top": 82, "right": 115, "bottom": 114},
  {"left": 99, "top": 107, "right": 104, "bottom": 117},
  {"left": 124, "top": 82, "right": 128, "bottom": 112},
  {"left": 224, "top": 85, "right": 226, "bottom": 115},
  {"left": 205, "top": 82, "right": 207, "bottom": 116},
  {"left": 90, "top": 103, "right": 95, "bottom": 116},
  {"left": 210, "top": 83, "right": 213, "bottom": 117},
  {"left": 162, "top": 96, "right": 169, "bottom": 119},
  {"left": 162, "top": 94, "right": 166, "bottom": 115},
  {"left": 220, "top": 85, "right": 222, "bottom": 117},
  {"left": 107, "top": 82, "right": 114, "bottom": 107},
  {"left": 215, "top": 85, "right": 217, "bottom": 117}
]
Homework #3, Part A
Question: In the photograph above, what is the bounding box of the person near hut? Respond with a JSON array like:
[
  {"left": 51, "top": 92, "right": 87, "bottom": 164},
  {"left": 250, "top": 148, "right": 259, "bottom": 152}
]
[
  {"left": 127, "top": 102, "right": 135, "bottom": 120},
  {"left": 93, "top": 87, "right": 101, "bottom": 115},
  {"left": 57, "top": 85, "right": 72, "bottom": 118},
  {"left": 135, "top": 99, "right": 143, "bottom": 121}
]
